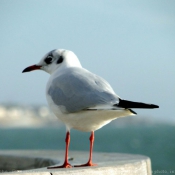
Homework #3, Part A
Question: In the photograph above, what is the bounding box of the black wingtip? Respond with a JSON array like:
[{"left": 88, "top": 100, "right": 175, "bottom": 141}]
[
  {"left": 128, "top": 109, "right": 137, "bottom": 115},
  {"left": 117, "top": 99, "right": 159, "bottom": 109},
  {"left": 150, "top": 104, "right": 159, "bottom": 108}
]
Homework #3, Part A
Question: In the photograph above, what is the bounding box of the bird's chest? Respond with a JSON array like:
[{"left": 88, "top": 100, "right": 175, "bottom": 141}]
[
  {"left": 46, "top": 79, "right": 65, "bottom": 117},
  {"left": 46, "top": 92, "right": 64, "bottom": 115}
]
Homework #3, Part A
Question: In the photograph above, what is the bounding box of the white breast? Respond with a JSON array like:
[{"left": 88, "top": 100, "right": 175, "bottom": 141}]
[
  {"left": 46, "top": 92, "right": 134, "bottom": 132},
  {"left": 46, "top": 66, "right": 134, "bottom": 132}
]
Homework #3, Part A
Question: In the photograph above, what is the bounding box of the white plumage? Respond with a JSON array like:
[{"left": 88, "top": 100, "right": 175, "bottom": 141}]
[{"left": 22, "top": 49, "right": 158, "bottom": 168}]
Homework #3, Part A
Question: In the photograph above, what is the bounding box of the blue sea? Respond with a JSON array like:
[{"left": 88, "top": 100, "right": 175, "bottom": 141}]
[{"left": 0, "top": 124, "right": 175, "bottom": 174}]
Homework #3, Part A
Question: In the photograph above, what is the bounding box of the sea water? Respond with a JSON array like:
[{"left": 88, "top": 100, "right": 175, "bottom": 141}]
[{"left": 0, "top": 124, "right": 174, "bottom": 174}]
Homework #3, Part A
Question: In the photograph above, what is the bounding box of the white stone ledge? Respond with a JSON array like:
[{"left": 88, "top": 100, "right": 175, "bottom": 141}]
[{"left": 0, "top": 150, "right": 151, "bottom": 175}]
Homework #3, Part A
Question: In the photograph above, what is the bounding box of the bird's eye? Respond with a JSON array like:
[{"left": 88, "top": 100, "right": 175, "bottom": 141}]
[{"left": 45, "top": 57, "right": 53, "bottom": 64}]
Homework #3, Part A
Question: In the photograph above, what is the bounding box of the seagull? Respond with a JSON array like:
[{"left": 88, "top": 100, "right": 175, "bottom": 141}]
[{"left": 22, "top": 49, "right": 159, "bottom": 168}]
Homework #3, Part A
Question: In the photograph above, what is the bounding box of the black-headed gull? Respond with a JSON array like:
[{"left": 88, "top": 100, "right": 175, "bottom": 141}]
[{"left": 22, "top": 49, "right": 159, "bottom": 168}]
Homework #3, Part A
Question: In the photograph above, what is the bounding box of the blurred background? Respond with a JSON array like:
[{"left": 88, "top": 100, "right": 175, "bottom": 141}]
[{"left": 0, "top": 0, "right": 175, "bottom": 174}]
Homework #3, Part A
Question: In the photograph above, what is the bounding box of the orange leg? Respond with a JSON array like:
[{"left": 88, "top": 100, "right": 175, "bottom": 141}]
[
  {"left": 47, "top": 131, "right": 72, "bottom": 169},
  {"left": 74, "top": 131, "right": 97, "bottom": 167}
]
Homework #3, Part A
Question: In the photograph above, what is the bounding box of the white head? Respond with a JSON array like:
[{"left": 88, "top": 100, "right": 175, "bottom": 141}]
[{"left": 22, "top": 49, "right": 82, "bottom": 74}]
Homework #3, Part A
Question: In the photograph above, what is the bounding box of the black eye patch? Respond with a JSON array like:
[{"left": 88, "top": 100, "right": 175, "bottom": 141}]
[
  {"left": 45, "top": 57, "right": 52, "bottom": 64},
  {"left": 57, "top": 56, "right": 63, "bottom": 64}
]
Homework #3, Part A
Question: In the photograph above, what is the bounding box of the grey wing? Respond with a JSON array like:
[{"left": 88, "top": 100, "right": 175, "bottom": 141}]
[{"left": 48, "top": 68, "right": 119, "bottom": 113}]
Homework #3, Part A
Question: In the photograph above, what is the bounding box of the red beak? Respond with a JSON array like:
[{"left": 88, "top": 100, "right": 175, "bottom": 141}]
[{"left": 22, "top": 65, "right": 41, "bottom": 73}]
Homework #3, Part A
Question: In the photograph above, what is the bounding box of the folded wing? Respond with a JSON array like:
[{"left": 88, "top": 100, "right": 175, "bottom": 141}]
[{"left": 48, "top": 67, "right": 119, "bottom": 113}]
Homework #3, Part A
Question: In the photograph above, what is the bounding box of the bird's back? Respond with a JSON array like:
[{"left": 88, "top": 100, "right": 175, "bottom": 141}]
[{"left": 47, "top": 67, "right": 120, "bottom": 113}]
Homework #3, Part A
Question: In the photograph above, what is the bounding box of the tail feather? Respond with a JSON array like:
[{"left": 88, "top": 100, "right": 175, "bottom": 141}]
[{"left": 116, "top": 99, "right": 159, "bottom": 109}]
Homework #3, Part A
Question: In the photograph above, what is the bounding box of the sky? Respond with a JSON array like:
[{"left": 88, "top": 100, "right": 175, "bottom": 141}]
[{"left": 0, "top": 0, "right": 175, "bottom": 121}]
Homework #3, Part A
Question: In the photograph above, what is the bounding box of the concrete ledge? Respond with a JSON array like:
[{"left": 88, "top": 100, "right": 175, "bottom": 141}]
[{"left": 0, "top": 150, "right": 151, "bottom": 175}]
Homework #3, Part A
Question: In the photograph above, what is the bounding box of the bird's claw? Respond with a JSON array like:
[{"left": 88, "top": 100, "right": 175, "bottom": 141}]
[
  {"left": 74, "top": 161, "right": 97, "bottom": 167},
  {"left": 47, "top": 162, "right": 72, "bottom": 169}
]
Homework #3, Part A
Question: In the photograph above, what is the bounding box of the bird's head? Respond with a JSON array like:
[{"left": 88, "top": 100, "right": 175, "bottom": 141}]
[{"left": 22, "top": 49, "right": 82, "bottom": 74}]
